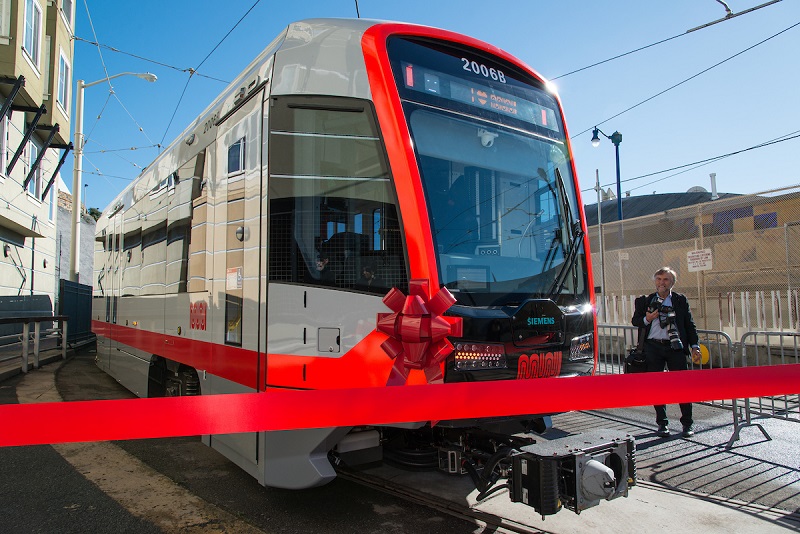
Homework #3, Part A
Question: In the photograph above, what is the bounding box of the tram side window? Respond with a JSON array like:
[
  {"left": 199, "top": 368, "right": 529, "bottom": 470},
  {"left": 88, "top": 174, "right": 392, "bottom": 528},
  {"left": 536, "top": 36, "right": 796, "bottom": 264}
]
[
  {"left": 225, "top": 293, "right": 242, "bottom": 346},
  {"left": 268, "top": 96, "right": 408, "bottom": 293},
  {"left": 228, "top": 137, "right": 245, "bottom": 177}
]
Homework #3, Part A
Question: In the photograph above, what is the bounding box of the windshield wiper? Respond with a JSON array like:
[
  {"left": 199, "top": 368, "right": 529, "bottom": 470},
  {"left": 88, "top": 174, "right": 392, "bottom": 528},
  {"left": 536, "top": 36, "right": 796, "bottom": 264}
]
[
  {"left": 548, "top": 221, "right": 584, "bottom": 299},
  {"left": 547, "top": 168, "right": 583, "bottom": 299}
]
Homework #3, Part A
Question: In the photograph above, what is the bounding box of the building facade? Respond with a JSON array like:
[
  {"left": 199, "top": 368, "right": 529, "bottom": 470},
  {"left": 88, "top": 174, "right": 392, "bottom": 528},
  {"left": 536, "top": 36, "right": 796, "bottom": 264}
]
[
  {"left": 0, "top": 0, "right": 74, "bottom": 315},
  {"left": 56, "top": 189, "right": 94, "bottom": 287}
]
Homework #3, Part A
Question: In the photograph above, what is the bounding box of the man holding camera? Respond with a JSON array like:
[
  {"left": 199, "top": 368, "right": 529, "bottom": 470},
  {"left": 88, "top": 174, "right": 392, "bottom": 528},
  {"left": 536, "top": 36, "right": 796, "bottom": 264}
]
[{"left": 632, "top": 267, "right": 703, "bottom": 438}]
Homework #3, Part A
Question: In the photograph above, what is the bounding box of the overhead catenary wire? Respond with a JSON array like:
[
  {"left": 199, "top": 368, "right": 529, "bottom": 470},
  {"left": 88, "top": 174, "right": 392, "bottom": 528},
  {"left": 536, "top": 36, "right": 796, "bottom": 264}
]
[
  {"left": 159, "top": 0, "right": 263, "bottom": 146},
  {"left": 72, "top": 36, "right": 230, "bottom": 84},
  {"left": 624, "top": 130, "right": 800, "bottom": 184},
  {"left": 80, "top": 0, "right": 157, "bottom": 152},
  {"left": 571, "top": 19, "right": 800, "bottom": 139},
  {"left": 160, "top": 76, "right": 194, "bottom": 147},
  {"left": 84, "top": 144, "right": 161, "bottom": 154},
  {"left": 81, "top": 0, "right": 110, "bottom": 85},
  {"left": 583, "top": 130, "right": 800, "bottom": 193},
  {"left": 625, "top": 132, "right": 800, "bottom": 193},
  {"left": 82, "top": 137, "right": 152, "bottom": 172},
  {"left": 551, "top": 33, "right": 686, "bottom": 80},
  {"left": 551, "top": 0, "right": 783, "bottom": 80},
  {"left": 83, "top": 90, "right": 112, "bottom": 140},
  {"left": 82, "top": 170, "right": 140, "bottom": 181}
]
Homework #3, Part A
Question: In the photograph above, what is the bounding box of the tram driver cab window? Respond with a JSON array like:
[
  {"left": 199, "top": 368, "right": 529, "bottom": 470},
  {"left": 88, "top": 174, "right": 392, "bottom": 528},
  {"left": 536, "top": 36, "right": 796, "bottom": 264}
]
[{"left": 267, "top": 96, "right": 408, "bottom": 293}]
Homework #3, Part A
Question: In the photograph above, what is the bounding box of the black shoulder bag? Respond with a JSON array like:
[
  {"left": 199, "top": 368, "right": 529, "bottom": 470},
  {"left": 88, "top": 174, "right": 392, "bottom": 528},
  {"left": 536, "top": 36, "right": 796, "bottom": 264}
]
[{"left": 625, "top": 327, "right": 648, "bottom": 374}]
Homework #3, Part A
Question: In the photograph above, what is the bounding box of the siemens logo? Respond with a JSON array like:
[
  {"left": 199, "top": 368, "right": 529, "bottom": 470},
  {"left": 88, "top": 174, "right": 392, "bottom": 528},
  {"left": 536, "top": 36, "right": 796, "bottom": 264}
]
[{"left": 527, "top": 317, "right": 555, "bottom": 326}]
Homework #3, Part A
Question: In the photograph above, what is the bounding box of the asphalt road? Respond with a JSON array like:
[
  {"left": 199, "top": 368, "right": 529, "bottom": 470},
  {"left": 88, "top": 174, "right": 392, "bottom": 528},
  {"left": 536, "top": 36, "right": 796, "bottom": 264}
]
[{"left": 0, "top": 349, "right": 481, "bottom": 533}]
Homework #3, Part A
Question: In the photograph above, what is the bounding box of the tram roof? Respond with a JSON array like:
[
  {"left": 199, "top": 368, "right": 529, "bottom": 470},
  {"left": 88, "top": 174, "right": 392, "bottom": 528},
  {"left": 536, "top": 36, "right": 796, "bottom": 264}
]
[{"left": 100, "top": 18, "right": 386, "bottom": 216}]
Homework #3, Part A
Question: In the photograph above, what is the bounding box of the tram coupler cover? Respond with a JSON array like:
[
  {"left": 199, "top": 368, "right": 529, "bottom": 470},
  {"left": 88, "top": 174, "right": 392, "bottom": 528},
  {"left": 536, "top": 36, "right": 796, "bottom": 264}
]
[{"left": 509, "top": 431, "right": 635, "bottom": 516}]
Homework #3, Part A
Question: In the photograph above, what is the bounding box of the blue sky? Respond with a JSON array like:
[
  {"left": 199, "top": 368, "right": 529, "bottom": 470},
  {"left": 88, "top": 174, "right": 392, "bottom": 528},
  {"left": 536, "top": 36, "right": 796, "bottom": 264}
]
[{"left": 70, "top": 0, "right": 800, "bottom": 212}]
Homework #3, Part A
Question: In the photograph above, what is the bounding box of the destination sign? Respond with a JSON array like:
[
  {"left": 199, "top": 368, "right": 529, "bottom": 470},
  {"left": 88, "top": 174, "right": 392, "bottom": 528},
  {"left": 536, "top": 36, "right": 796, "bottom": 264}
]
[{"left": 401, "top": 61, "right": 559, "bottom": 133}]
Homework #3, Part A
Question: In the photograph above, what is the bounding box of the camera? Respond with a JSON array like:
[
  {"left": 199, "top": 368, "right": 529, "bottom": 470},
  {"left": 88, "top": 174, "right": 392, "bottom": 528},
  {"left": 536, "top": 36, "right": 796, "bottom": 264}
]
[
  {"left": 668, "top": 328, "right": 683, "bottom": 351},
  {"left": 478, "top": 128, "right": 498, "bottom": 148},
  {"left": 657, "top": 306, "right": 684, "bottom": 351},
  {"left": 658, "top": 306, "right": 676, "bottom": 327}
]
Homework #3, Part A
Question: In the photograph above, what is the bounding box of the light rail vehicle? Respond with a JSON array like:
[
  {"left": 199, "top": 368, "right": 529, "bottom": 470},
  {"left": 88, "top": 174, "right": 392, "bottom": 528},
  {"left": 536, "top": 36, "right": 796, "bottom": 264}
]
[{"left": 93, "top": 18, "right": 634, "bottom": 516}]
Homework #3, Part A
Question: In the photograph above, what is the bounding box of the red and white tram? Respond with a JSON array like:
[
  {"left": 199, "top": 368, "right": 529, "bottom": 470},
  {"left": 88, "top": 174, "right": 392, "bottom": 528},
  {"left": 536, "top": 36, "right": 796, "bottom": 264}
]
[{"left": 93, "top": 19, "right": 633, "bottom": 515}]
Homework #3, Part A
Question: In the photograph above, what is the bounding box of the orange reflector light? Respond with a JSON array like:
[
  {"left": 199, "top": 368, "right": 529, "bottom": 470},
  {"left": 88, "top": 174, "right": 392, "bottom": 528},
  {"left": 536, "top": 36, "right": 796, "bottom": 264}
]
[{"left": 454, "top": 342, "right": 507, "bottom": 370}]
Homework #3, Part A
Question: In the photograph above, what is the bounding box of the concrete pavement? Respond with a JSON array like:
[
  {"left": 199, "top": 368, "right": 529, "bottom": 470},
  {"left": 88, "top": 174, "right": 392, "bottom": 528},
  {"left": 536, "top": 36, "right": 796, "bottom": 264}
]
[
  {"left": 0, "top": 339, "right": 69, "bottom": 382},
  {"left": 2, "top": 353, "right": 799, "bottom": 533}
]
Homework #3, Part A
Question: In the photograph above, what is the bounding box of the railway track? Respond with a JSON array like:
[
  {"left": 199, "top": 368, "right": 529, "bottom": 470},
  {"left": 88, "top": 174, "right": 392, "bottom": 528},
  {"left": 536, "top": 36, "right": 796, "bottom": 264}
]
[{"left": 336, "top": 464, "right": 542, "bottom": 534}]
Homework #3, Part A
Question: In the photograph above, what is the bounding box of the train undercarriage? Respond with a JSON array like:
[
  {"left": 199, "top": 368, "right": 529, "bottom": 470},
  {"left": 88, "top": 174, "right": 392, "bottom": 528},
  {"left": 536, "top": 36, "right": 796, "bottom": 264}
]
[{"left": 146, "top": 355, "right": 635, "bottom": 517}]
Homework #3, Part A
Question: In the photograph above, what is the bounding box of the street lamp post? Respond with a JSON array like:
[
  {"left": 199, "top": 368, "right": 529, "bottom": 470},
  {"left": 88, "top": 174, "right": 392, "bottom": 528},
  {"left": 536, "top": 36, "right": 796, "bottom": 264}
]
[
  {"left": 69, "top": 72, "right": 157, "bottom": 283},
  {"left": 591, "top": 127, "right": 623, "bottom": 221}
]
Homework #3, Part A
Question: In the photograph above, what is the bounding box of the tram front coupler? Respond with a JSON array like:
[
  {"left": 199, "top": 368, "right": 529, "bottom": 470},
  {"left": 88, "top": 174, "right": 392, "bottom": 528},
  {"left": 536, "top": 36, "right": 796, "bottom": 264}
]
[
  {"left": 509, "top": 431, "right": 636, "bottom": 517},
  {"left": 449, "top": 431, "right": 636, "bottom": 517}
]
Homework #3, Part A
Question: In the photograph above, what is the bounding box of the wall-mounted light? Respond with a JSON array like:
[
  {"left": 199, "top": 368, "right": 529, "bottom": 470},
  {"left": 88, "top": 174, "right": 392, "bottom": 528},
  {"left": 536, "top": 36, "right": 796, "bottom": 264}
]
[
  {"left": 3, "top": 243, "right": 9, "bottom": 257},
  {"left": 43, "top": 259, "right": 47, "bottom": 269},
  {"left": 127, "top": 249, "right": 132, "bottom": 262}
]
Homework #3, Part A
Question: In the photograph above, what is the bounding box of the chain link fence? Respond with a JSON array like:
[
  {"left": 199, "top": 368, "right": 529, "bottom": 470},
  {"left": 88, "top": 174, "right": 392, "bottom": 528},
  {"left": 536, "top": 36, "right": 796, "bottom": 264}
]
[
  {"left": 589, "top": 184, "right": 800, "bottom": 339},
  {"left": 589, "top": 186, "right": 800, "bottom": 439}
]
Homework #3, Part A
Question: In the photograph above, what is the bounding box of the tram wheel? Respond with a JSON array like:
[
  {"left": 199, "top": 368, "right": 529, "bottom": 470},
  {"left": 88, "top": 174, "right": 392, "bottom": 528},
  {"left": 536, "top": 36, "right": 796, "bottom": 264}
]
[{"left": 166, "top": 367, "right": 200, "bottom": 397}]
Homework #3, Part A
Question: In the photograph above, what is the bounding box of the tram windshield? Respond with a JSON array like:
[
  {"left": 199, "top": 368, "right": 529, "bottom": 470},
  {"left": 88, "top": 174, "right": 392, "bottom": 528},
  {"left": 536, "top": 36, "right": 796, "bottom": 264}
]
[{"left": 388, "top": 37, "right": 587, "bottom": 306}]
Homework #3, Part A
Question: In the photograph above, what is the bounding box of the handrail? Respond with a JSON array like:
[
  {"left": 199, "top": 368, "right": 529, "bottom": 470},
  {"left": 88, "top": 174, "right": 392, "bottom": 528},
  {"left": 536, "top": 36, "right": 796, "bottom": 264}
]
[
  {"left": 0, "top": 315, "right": 69, "bottom": 373},
  {"left": 0, "top": 314, "right": 68, "bottom": 325}
]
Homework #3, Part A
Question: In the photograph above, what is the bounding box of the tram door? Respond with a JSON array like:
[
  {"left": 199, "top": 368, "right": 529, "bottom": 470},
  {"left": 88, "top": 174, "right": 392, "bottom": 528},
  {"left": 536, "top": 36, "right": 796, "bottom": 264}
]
[
  {"left": 95, "top": 216, "right": 116, "bottom": 371},
  {"left": 107, "top": 212, "right": 123, "bottom": 360},
  {"left": 203, "top": 85, "right": 266, "bottom": 476}
]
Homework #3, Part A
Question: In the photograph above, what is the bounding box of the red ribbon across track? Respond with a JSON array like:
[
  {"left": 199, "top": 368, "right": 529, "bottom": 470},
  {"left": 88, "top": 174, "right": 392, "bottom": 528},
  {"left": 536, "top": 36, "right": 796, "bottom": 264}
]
[{"left": 1, "top": 365, "right": 798, "bottom": 447}]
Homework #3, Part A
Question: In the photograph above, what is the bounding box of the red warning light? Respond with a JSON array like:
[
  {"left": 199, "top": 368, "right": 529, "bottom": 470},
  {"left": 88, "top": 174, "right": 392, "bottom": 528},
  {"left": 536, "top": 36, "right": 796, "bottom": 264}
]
[{"left": 405, "top": 65, "right": 414, "bottom": 88}]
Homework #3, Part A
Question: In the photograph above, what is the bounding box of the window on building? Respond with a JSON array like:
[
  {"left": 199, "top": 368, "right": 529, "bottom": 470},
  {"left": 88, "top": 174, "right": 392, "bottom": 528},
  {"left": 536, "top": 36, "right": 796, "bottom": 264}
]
[
  {"left": 0, "top": 0, "right": 12, "bottom": 38},
  {"left": 227, "top": 137, "right": 245, "bottom": 176},
  {"left": 61, "top": 0, "right": 73, "bottom": 28},
  {"left": 25, "top": 142, "right": 42, "bottom": 199},
  {"left": 57, "top": 51, "right": 71, "bottom": 113},
  {"left": 0, "top": 114, "right": 7, "bottom": 180},
  {"left": 48, "top": 186, "right": 55, "bottom": 220},
  {"left": 23, "top": 0, "right": 42, "bottom": 67},
  {"left": 4, "top": 115, "right": 10, "bottom": 176}
]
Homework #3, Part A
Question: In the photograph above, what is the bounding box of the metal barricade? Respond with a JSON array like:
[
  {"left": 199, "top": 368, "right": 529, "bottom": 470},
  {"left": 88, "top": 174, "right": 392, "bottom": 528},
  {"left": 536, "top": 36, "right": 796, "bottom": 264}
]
[
  {"left": 596, "top": 324, "right": 735, "bottom": 376},
  {"left": 597, "top": 324, "right": 799, "bottom": 448},
  {"left": 725, "top": 330, "right": 800, "bottom": 447},
  {"left": 737, "top": 331, "right": 800, "bottom": 423}
]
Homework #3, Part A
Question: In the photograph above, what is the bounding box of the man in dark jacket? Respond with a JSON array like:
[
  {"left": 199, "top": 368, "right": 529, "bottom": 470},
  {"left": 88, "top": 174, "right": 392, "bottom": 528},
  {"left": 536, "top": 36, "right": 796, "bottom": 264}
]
[{"left": 632, "top": 267, "right": 702, "bottom": 438}]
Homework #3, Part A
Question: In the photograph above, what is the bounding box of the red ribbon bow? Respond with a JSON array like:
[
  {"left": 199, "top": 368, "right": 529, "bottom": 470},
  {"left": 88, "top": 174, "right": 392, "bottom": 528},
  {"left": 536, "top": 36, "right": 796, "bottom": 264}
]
[{"left": 377, "top": 279, "right": 464, "bottom": 385}]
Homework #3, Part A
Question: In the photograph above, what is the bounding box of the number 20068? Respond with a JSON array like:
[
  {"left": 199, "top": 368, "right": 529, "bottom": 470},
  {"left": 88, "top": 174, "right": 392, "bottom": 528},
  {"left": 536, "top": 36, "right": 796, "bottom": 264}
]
[{"left": 461, "top": 58, "right": 506, "bottom": 83}]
